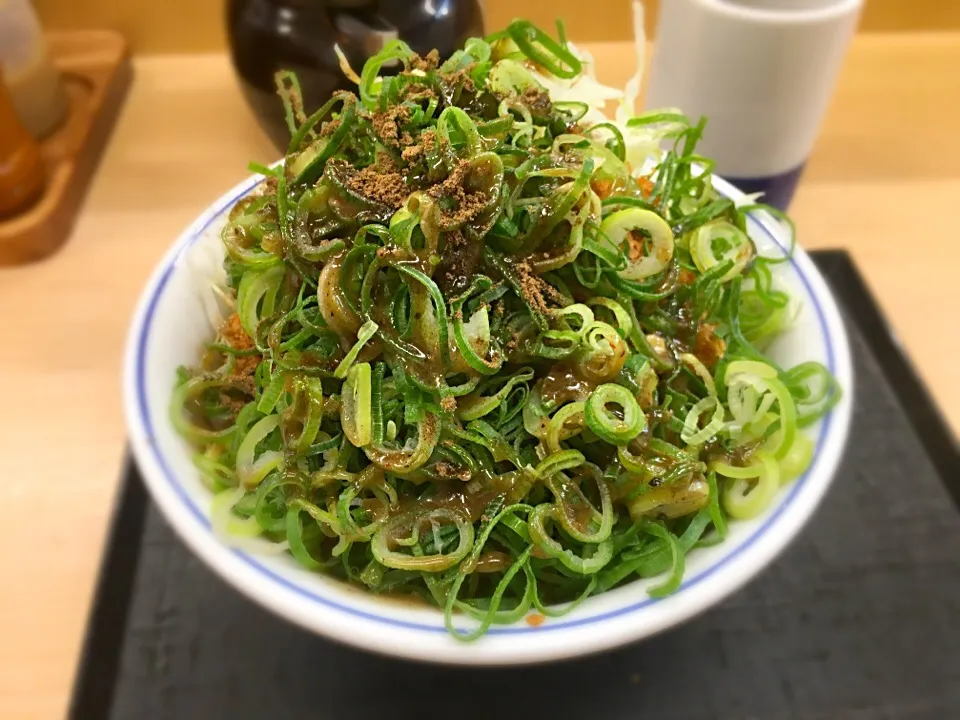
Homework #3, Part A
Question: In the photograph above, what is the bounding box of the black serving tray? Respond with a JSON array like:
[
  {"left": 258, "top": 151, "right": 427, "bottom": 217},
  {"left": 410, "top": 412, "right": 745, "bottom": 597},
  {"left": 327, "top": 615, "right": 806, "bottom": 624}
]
[{"left": 69, "top": 251, "right": 960, "bottom": 720}]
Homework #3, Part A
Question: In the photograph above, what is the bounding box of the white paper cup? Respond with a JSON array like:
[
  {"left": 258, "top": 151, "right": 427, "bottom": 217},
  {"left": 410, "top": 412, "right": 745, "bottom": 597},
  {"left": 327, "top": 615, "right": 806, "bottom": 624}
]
[{"left": 644, "top": 0, "right": 862, "bottom": 208}]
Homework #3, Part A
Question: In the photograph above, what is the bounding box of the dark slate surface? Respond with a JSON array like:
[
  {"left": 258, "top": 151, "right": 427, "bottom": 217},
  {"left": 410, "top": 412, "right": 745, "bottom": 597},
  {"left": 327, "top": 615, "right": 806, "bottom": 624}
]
[{"left": 72, "top": 253, "right": 960, "bottom": 720}]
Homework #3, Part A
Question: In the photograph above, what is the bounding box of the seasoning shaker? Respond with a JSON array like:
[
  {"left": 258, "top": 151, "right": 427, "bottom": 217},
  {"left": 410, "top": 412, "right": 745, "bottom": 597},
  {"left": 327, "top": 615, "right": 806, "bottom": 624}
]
[{"left": 0, "top": 0, "right": 68, "bottom": 139}]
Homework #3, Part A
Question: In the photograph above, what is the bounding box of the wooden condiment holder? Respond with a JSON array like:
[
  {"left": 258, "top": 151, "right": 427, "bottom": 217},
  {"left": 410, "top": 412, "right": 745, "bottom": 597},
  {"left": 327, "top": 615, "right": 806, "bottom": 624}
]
[{"left": 0, "top": 30, "right": 131, "bottom": 265}]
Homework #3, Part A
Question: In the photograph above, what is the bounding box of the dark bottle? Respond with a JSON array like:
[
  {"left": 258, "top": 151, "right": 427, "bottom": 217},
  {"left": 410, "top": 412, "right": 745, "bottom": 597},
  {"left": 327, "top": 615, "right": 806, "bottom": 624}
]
[{"left": 226, "top": 0, "right": 484, "bottom": 150}]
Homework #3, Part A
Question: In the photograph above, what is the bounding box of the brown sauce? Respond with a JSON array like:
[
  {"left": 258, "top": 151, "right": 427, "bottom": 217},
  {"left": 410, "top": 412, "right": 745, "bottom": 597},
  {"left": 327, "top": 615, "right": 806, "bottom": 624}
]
[
  {"left": 704, "top": 436, "right": 763, "bottom": 468},
  {"left": 551, "top": 473, "right": 599, "bottom": 534},
  {"left": 473, "top": 550, "right": 512, "bottom": 573},
  {"left": 538, "top": 362, "right": 597, "bottom": 408},
  {"left": 317, "top": 251, "right": 362, "bottom": 337},
  {"left": 394, "top": 486, "right": 499, "bottom": 524}
]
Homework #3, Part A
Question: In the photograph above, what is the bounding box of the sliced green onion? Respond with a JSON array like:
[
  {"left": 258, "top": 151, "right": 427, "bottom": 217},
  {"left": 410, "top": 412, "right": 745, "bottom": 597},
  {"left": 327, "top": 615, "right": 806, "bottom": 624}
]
[
  {"left": 584, "top": 383, "right": 646, "bottom": 445},
  {"left": 444, "top": 503, "right": 534, "bottom": 641},
  {"left": 340, "top": 362, "right": 372, "bottom": 447},
  {"left": 395, "top": 264, "right": 451, "bottom": 368},
  {"left": 642, "top": 522, "right": 685, "bottom": 597},
  {"left": 781, "top": 361, "right": 842, "bottom": 427},
  {"left": 506, "top": 20, "right": 582, "bottom": 79},
  {"left": 680, "top": 395, "right": 724, "bottom": 446},
  {"left": 705, "top": 470, "right": 727, "bottom": 540},
  {"left": 626, "top": 109, "right": 690, "bottom": 129},
  {"left": 548, "top": 470, "right": 614, "bottom": 544},
  {"left": 528, "top": 566, "right": 597, "bottom": 618},
  {"left": 192, "top": 449, "right": 236, "bottom": 491},
  {"left": 170, "top": 377, "right": 241, "bottom": 445},
  {"left": 211, "top": 487, "right": 262, "bottom": 539},
  {"left": 551, "top": 303, "right": 595, "bottom": 337},
  {"left": 599, "top": 208, "right": 675, "bottom": 281},
  {"left": 528, "top": 504, "right": 612, "bottom": 574},
  {"left": 586, "top": 122, "right": 626, "bottom": 161},
  {"left": 372, "top": 508, "right": 474, "bottom": 572},
  {"left": 237, "top": 265, "right": 285, "bottom": 338},
  {"left": 274, "top": 70, "right": 307, "bottom": 135},
  {"left": 450, "top": 277, "right": 502, "bottom": 376},
  {"left": 364, "top": 413, "right": 439, "bottom": 474},
  {"left": 334, "top": 320, "right": 379, "bottom": 379},
  {"left": 716, "top": 451, "right": 780, "bottom": 519},
  {"left": 577, "top": 321, "right": 629, "bottom": 382},
  {"left": 680, "top": 352, "right": 717, "bottom": 396},
  {"left": 531, "top": 329, "right": 580, "bottom": 360},
  {"left": 690, "top": 220, "right": 753, "bottom": 282},
  {"left": 436, "top": 106, "right": 483, "bottom": 160},
  {"left": 487, "top": 58, "right": 544, "bottom": 97},
  {"left": 586, "top": 297, "right": 632, "bottom": 339},
  {"left": 554, "top": 100, "right": 589, "bottom": 122},
  {"left": 286, "top": 93, "right": 357, "bottom": 184},
  {"left": 359, "top": 40, "right": 414, "bottom": 108},
  {"left": 534, "top": 448, "right": 584, "bottom": 479},
  {"left": 778, "top": 430, "right": 814, "bottom": 482},
  {"left": 545, "top": 401, "right": 586, "bottom": 453},
  {"left": 467, "top": 419, "right": 522, "bottom": 466},
  {"left": 457, "top": 367, "right": 534, "bottom": 422},
  {"left": 256, "top": 371, "right": 287, "bottom": 414},
  {"left": 448, "top": 548, "right": 534, "bottom": 640},
  {"left": 725, "top": 361, "right": 796, "bottom": 459},
  {"left": 285, "top": 507, "right": 322, "bottom": 569},
  {"left": 236, "top": 415, "right": 283, "bottom": 488},
  {"left": 222, "top": 218, "right": 282, "bottom": 269},
  {"left": 284, "top": 377, "right": 324, "bottom": 453},
  {"left": 170, "top": 29, "right": 847, "bottom": 642}
]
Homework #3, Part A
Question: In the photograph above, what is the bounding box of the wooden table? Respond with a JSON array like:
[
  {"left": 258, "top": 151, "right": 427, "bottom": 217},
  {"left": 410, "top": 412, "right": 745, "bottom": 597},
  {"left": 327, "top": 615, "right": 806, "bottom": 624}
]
[{"left": 1, "top": 34, "right": 957, "bottom": 719}]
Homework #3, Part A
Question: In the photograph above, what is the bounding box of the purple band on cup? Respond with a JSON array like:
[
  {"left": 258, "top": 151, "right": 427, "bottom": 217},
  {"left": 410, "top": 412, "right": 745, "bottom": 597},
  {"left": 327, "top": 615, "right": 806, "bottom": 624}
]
[{"left": 724, "top": 164, "right": 806, "bottom": 211}]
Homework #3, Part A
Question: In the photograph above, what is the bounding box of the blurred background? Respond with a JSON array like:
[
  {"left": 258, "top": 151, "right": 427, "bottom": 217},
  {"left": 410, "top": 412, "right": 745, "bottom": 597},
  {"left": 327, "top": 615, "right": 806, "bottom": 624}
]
[{"left": 29, "top": 0, "right": 960, "bottom": 49}]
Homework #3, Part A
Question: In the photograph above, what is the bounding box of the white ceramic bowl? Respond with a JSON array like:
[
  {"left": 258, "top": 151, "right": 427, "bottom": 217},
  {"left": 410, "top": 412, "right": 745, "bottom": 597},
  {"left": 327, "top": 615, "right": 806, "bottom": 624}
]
[{"left": 124, "top": 172, "right": 853, "bottom": 665}]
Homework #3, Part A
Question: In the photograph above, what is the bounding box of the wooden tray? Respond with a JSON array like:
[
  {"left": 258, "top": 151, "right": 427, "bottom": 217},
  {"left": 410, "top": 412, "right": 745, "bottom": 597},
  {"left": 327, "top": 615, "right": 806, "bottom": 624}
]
[{"left": 0, "top": 30, "right": 131, "bottom": 265}]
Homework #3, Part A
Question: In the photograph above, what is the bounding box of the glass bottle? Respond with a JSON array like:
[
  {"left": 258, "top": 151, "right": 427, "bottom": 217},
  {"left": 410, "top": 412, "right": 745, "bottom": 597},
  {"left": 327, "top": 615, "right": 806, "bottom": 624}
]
[
  {"left": 226, "top": 0, "right": 484, "bottom": 149},
  {"left": 0, "top": 77, "right": 45, "bottom": 216}
]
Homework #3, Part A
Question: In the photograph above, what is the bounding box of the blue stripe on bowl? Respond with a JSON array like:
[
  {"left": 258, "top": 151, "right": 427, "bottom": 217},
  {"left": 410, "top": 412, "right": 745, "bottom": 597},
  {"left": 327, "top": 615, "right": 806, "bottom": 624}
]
[{"left": 135, "top": 177, "right": 835, "bottom": 635}]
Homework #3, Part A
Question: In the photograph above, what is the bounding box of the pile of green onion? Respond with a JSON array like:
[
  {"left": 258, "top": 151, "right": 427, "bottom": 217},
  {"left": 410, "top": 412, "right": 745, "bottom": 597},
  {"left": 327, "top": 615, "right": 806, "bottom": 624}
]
[{"left": 172, "top": 20, "right": 841, "bottom": 640}]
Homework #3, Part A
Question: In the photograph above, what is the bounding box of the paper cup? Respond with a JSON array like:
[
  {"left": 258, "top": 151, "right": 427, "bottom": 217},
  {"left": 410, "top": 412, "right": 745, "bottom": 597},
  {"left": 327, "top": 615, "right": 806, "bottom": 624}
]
[{"left": 644, "top": 0, "right": 862, "bottom": 208}]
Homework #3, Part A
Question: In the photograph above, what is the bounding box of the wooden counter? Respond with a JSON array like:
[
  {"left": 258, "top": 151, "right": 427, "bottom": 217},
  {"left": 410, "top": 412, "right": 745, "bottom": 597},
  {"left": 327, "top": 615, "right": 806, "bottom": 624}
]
[{"left": 1, "top": 34, "right": 958, "bottom": 719}]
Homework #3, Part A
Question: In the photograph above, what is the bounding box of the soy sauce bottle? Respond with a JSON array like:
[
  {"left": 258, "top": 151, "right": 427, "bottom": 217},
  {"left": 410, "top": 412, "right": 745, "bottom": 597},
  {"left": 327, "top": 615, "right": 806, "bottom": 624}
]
[
  {"left": 226, "top": 0, "right": 484, "bottom": 150},
  {"left": 0, "top": 79, "right": 44, "bottom": 217}
]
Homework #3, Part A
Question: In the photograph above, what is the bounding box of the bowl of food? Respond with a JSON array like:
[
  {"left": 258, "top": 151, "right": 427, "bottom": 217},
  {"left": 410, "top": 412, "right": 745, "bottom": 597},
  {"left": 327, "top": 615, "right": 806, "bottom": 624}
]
[{"left": 124, "top": 18, "right": 852, "bottom": 665}]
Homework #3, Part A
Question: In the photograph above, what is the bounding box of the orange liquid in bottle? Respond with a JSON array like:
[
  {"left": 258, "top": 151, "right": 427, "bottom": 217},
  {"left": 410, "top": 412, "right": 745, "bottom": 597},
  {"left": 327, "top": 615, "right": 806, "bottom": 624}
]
[{"left": 0, "top": 78, "right": 44, "bottom": 217}]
